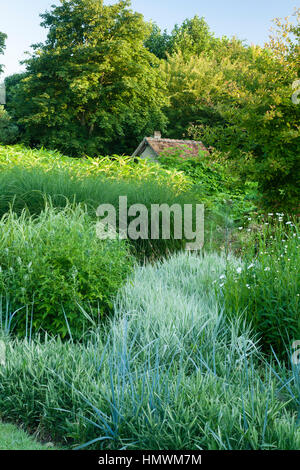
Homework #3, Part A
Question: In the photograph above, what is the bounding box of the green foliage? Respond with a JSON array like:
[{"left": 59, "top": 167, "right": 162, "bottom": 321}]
[
  {"left": 0, "top": 144, "right": 191, "bottom": 192},
  {"left": 144, "top": 24, "right": 173, "bottom": 59},
  {"left": 0, "top": 205, "right": 134, "bottom": 337},
  {"left": 4, "top": 73, "right": 28, "bottom": 114},
  {"left": 160, "top": 47, "right": 252, "bottom": 140},
  {"left": 171, "top": 15, "right": 216, "bottom": 58},
  {"left": 184, "top": 37, "right": 300, "bottom": 210},
  {"left": 8, "top": 0, "right": 167, "bottom": 156},
  {"left": 0, "top": 107, "right": 19, "bottom": 145},
  {"left": 159, "top": 149, "right": 259, "bottom": 219},
  {"left": 0, "top": 253, "right": 299, "bottom": 449},
  {"left": 145, "top": 16, "right": 216, "bottom": 59},
  {"left": 221, "top": 216, "right": 300, "bottom": 357}
]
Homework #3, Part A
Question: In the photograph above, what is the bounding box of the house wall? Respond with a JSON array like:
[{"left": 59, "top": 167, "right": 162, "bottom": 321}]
[
  {"left": 0, "top": 83, "right": 6, "bottom": 105},
  {"left": 140, "top": 145, "right": 158, "bottom": 161}
]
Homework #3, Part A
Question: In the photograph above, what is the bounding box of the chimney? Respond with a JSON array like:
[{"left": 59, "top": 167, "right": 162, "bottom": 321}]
[{"left": 154, "top": 131, "right": 161, "bottom": 139}]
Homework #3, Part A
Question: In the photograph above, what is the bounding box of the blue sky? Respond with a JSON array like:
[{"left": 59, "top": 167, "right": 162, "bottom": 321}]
[{"left": 0, "top": 0, "right": 298, "bottom": 78}]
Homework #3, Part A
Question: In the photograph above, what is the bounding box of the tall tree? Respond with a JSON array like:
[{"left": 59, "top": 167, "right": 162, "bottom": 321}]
[
  {"left": 171, "top": 16, "right": 216, "bottom": 58},
  {"left": 0, "top": 32, "right": 7, "bottom": 75},
  {"left": 10, "top": 0, "right": 167, "bottom": 156},
  {"left": 145, "top": 16, "right": 216, "bottom": 60}
]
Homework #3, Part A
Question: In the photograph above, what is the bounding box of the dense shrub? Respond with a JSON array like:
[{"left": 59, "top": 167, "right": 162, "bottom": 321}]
[
  {"left": 0, "top": 205, "right": 134, "bottom": 337},
  {"left": 0, "top": 253, "right": 299, "bottom": 449},
  {"left": 0, "top": 107, "right": 19, "bottom": 145},
  {"left": 220, "top": 216, "right": 300, "bottom": 356},
  {"left": 159, "top": 149, "right": 259, "bottom": 217}
]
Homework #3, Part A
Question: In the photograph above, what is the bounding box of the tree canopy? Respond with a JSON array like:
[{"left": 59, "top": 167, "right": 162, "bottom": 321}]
[
  {"left": 0, "top": 32, "right": 7, "bottom": 75},
  {"left": 9, "top": 0, "right": 167, "bottom": 156}
]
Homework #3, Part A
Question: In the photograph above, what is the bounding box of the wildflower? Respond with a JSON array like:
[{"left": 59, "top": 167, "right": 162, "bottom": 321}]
[
  {"left": 238, "top": 227, "right": 243, "bottom": 231},
  {"left": 220, "top": 283, "right": 224, "bottom": 288},
  {"left": 286, "top": 221, "right": 292, "bottom": 225},
  {"left": 236, "top": 267, "right": 242, "bottom": 274},
  {"left": 264, "top": 267, "right": 271, "bottom": 272},
  {"left": 219, "top": 274, "right": 226, "bottom": 280},
  {"left": 268, "top": 213, "right": 273, "bottom": 216},
  {"left": 247, "top": 263, "right": 254, "bottom": 269}
]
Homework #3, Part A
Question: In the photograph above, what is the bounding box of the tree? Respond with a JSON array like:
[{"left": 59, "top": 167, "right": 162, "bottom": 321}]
[
  {"left": 10, "top": 0, "right": 167, "bottom": 156},
  {"left": 265, "top": 7, "right": 300, "bottom": 70},
  {"left": 188, "top": 41, "right": 300, "bottom": 210},
  {"left": 0, "top": 32, "right": 7, "bottom": 75},
  {"left": 4, "top": 73, "right": 28, "bottom": 114},
  {"left": 144, "top": 24, "right": 173, "bottom": 60},
  {"left": 171, "top": 16, "right": 216, "bottom": 58},
  {"left": 0, "top": 106, "right": 19, "bottom": 145},
  {"left": 145, "top": 16, "right": 216, "bottom": 60}
]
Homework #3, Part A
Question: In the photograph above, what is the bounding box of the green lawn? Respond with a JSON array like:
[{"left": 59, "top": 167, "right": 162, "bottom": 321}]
[{"left": 0, "top": 422, "right": 56, "bottom": 450}]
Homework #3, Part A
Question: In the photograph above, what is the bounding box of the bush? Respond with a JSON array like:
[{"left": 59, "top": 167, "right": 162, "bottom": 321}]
[
  {"left": 0, "top": 165, "right": 196, "bottom": 259},
  {"left": 220, "top": 215, "right": 300, "bottom": 356},
  {"left": 159, "top": 149, "right": 259, "bottom": 217},
  {"left": 0, "top": 253, "right": 299, "bottom": 449},
  {"left": 0, "top": 205, "right": 134, "bottom": 337},
  {"left": 0, "top": 107, "right": 19, "bottom": 145}
]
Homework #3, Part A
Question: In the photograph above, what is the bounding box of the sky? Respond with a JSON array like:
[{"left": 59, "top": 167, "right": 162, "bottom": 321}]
[{"left": 0, "top": 0, "right": 298, "bottom": 78}]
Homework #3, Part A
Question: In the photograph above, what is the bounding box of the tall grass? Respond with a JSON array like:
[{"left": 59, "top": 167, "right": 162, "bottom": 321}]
[
  {"left": 0, "top": 166, "right": 198, "bottom": 258},
  {"left": 0, "top": 253, "right": 299, "bottom": 449},
  {"left": 0, "top": 144, "right": 191, "bottom": 193}
]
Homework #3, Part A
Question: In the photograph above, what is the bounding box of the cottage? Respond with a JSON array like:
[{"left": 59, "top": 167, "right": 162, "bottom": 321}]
[{"left": 132, "top": 131, "right": 208, "bottom": 161}]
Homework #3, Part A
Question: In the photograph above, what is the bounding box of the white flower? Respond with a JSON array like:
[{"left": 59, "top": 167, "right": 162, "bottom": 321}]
[
  {"left": 286, "top": 221, "right": 292, "bottom": 225},
  {"left": 264, "top": 267, "right": 271, "bottom": 272},
  {"left": 236, "top": 267, "right": 243, "bottom": 274},
  {"left": 220, "top": 283, "right": 224, "bottom": 288},
  {"left": 238, "top": 227, "right": 243, "bottom": 231},
  {"left": 219, "top": 274, "right": 226, "bottom": 280},
  {"left": 247, "top": 263, "right": 254, "bottom": 269}
]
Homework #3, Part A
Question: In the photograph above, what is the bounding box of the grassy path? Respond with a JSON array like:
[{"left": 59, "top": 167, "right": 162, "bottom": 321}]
[{"left": 0, "top": 422, "right": 56, "bottom": 450}]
